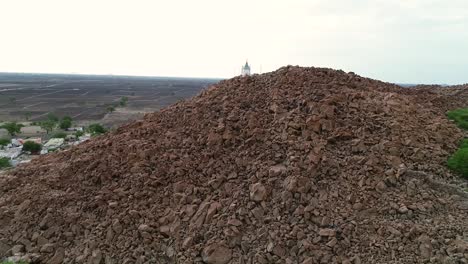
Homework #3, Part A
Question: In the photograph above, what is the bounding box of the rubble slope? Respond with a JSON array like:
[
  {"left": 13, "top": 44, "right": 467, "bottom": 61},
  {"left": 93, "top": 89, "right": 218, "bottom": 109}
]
[{"left": 1, "top": 66, "right": 467, "bottom": 263}]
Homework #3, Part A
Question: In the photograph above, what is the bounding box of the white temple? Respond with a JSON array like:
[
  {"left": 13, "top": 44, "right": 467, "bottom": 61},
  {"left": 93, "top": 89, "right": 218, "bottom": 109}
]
[{"left": 241, "top": 61, "right": 251, "bottom": 76}]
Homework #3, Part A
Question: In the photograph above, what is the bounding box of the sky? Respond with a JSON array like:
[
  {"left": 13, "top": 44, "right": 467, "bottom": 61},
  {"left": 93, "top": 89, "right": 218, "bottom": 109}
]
[{"left": 0, "top": 0, "right": 467, "bottom": 84}]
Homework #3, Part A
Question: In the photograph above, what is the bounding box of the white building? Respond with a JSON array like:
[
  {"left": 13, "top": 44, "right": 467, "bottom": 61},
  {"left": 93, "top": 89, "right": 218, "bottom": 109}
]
[
  {"left": 241, "top": 61, "right": 251, "bottom": 76},
  {"left": 44, "top": 138, "right": 64, "bottom": 149},
  {"left": 0, "top": 147, "right": 22, "bottom": 159}
]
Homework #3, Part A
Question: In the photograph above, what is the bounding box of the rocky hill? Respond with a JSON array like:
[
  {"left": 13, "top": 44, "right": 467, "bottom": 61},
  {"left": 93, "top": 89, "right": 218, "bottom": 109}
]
[{"left": 1, "top": 66, "right": 467, "bottom": 263}]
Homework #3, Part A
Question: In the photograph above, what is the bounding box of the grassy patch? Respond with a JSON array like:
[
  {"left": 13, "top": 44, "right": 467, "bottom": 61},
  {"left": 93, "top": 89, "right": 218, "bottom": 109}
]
[
  {"left": 446, "top": 109, "right": 468, "bottom": 179},
  {"left": 22, "top": 141, "right": 42, "bottom": 154},
  {"left": 0, "top": 157, "right": 11, "bottom": 169},
  {"left": 0, "top": 138, "right": 10, "bottom": 147},
  {"left": 52, "top": 131, "right": 67, "bottom": 138},
  {"left": 447, "top": 108, "right": 468, "bottom": 129},
  {"left": 460, "top": 139, "right": 468, "bottom": 149},
  {"left": 448, "top": 148, "right": 468, "bottom": 179}
]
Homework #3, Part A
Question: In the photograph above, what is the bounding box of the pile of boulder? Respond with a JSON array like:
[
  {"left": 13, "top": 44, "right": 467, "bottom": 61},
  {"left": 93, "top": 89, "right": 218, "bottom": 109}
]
[{"left": 0, "top": 66, "right": 467, "bottom": 263}]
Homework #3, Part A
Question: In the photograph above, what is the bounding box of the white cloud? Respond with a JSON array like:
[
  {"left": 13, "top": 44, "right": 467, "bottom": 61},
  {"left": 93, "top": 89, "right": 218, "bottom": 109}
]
[{"left": 0, "top": 0, "right": 467, "bottom": 83}]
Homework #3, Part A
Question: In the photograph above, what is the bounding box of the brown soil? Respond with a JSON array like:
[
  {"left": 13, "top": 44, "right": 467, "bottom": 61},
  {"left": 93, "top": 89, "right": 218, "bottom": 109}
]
[{"left": 1, "top": 66, "right": 467, "bottom": 263}]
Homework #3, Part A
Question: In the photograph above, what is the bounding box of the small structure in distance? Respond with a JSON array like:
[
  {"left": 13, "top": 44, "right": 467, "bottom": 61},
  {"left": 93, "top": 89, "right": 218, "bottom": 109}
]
[{"left": 241, "top": 61, "right": 251, "bottom": 76}]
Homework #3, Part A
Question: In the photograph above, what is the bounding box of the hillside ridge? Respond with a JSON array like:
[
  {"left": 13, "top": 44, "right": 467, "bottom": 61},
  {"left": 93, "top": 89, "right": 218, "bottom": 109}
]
[{"left": 1, "top": 66, "right": 467, "bottom": 263}]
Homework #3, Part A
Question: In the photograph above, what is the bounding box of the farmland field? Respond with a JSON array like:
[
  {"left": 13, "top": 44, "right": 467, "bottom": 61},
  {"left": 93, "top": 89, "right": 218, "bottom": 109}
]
[{"left": 0, "top": 73, "right": 219, "bottom": 127}]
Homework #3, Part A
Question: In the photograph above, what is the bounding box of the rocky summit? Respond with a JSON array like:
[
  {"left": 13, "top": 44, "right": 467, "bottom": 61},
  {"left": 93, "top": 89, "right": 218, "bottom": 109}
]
[{"left": 1, "top": 66, "right": 467, "bottom": 263}]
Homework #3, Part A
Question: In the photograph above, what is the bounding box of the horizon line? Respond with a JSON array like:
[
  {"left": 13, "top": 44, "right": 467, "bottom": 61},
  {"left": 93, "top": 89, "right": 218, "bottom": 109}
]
[
  {"left": 0, "top": 70, "right": 226, "bottom": 80},
  {"left": 0, "top": 70, "right": 463, "bottom": 86}
]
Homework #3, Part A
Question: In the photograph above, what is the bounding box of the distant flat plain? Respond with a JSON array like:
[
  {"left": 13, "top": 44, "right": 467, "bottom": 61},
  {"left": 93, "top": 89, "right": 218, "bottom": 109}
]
[{"left": 0, "top": 73, "right": 220, "bottom": 127}]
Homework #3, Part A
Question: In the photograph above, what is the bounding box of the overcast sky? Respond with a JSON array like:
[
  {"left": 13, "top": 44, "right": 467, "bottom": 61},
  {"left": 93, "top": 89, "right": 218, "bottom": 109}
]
[{"left": 0, "top": 0, "right": 467, "bottom": 84}]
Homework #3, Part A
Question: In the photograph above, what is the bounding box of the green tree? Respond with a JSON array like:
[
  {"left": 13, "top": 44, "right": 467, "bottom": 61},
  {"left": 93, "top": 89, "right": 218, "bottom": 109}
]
[
  {"left": 40, "top": 120, "right": 56, "bottom": 134},
  {"left": 119, "top": 96, "right": 128, "bottom": 107},
  {"left": 59, "top": 116, "right": 73, "bottom": 130},
  {"left": 47, "top": 113, "right": 59, "bottom": 123},
  {"left": 24, "top": 112, "right": 32, "bottom": 121},
  {"left": 1, "top": 122, "right": 24, "bottom": 136},
  {"left": 88, "top": 123, "right": 107, "bottom": 135},
  {"left": 22, "top": 141, "right": 42, "bottom": 154},
  {"left": 107, "top": 105, "right": 116, "bottom": 113}
]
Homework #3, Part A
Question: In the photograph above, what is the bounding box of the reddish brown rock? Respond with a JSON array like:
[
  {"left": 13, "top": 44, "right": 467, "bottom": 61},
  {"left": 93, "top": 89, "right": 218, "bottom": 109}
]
[
  {"left": 48, "top": 247, "right": 65, "bottom": 264},
  {"left": 319, "top": 228, "right": 336, "bottom": 237},
  {"left": 250, "top": 183, "right": 268, "bottom": 202},
  {"left": 201, "top": 242, "right": 232, "bottom": 264}
]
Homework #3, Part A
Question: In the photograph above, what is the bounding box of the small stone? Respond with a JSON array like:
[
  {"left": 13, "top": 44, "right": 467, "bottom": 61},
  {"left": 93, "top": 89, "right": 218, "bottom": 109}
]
[
  {"left": 182, "top": 237, "right": 193, "bottom": 249},
  {"left": 112, "top": 220, "right": 123, "bottom": 234},
  {"left": 297, "top": 231, "right": 306, "bottom": 240},
  {"left": 269, "top": 165, "right": 287, "bottom": 177},
  {"left": 319, "top": 228, "right": 336, "bottom": 237},
  {"left": 398, "top": 206, "right": 409, "bottom": 214},
  {"left": 15, "top": 199, "right": 31, "bottom": 219},
  {"left": 11, "top": 244, "right": 25, "bottom": 254},
  {"left": 37, "top": 236, "right": 49, "bottom": 246},
  {"left": 353, "top": 203, "right": 363, "bottom": 211},
  {"left": 138, "top": 224, "right": 151, "bottom": 232},
  {"left": 418, "top": 235, "right": 433, "bottom": 259},
  {"left": 376, "top": 181, "right": 387, "bottom": 191},
  {"left": 267, "top": 241, "right": 274, "bottom": 252},
  {"left": 48, "top": 248, "right": 65, "bottom": 264},
  {"left": 272, "top": 245, "right": 286, "bottom": 258},
  {"left": 227, "top": 218, "right": 242, "bottom": 226},
  {"left": 160, "top": 225, "right": 171, "bottom": 236},
  {"left": 387, "top": 226, "right": 402, "bottom": 237},
  {"left": 0, "top": 241, "right": 10, "bottom": 256},
  {"left": 40, "top": 243, "right": 55, "bottom": 253},
  {"left": 250, "top": 183, "right": 268, "bottom": 202},
  {"left": 201, "top": 242, "right": 232, "bottom": 264},
  {"left": 326, "top": 238, "right": 337, "bottom": 248},
  {"left": 76, "top": 255, "right": 87, "bottom": 263},
  {"left": 354, "top": 256, "right": 362, "bottom": 264},
  {"left": 251, "top": 206, "right": 265, "bottom": 221},
  {"left": 90, "top": 249, "right": 103, "bottom": 264},
  {"left": 342, "top": 259, "right": 352, "bottom": 264},
  {"left": 166, "top": 246, "right": 175, "bottom": 257}
]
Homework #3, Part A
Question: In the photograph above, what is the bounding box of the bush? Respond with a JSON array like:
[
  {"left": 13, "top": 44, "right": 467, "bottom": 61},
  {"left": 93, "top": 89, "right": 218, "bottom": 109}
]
[
  {"left": 22, "top": 141, "right": 42, "bottom": 154},
  {"left": 446, "top": 109, "right": 468, "bottom": 179},
  {"left": 119, "top": 96, "right": 128, "bottom": 107},
  {"left": 0, "top": 138, "right": 10, "bottom": 146},
  {"left": 75, "top": 130, "right": 84, "bottom": 137},
  {"left": 448, "top": 148, "right": 468, "bottom": 179},
  {"left": 47, "top": 113, "right": 59, "bottom": 123},
  {"left": 0, "top": 157, "right": 11, "bottom": 169},
  {"left": 447, "top": 139, "right": 468, "bottom": 179},
  {"left": 107, "top": 105, "right": 116, "bottom": 113},
  {"left": 52, "top": 132, "right": 67, "bottom": 138},
  {"left": 88, "top": 123, "right": 107, "bottom": 135},
  {"left": 59, "top": 118, "right": 72, "bottom": 130},
  {"left": 447, "top": 108, "right": 468, "bottom": 130}
]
